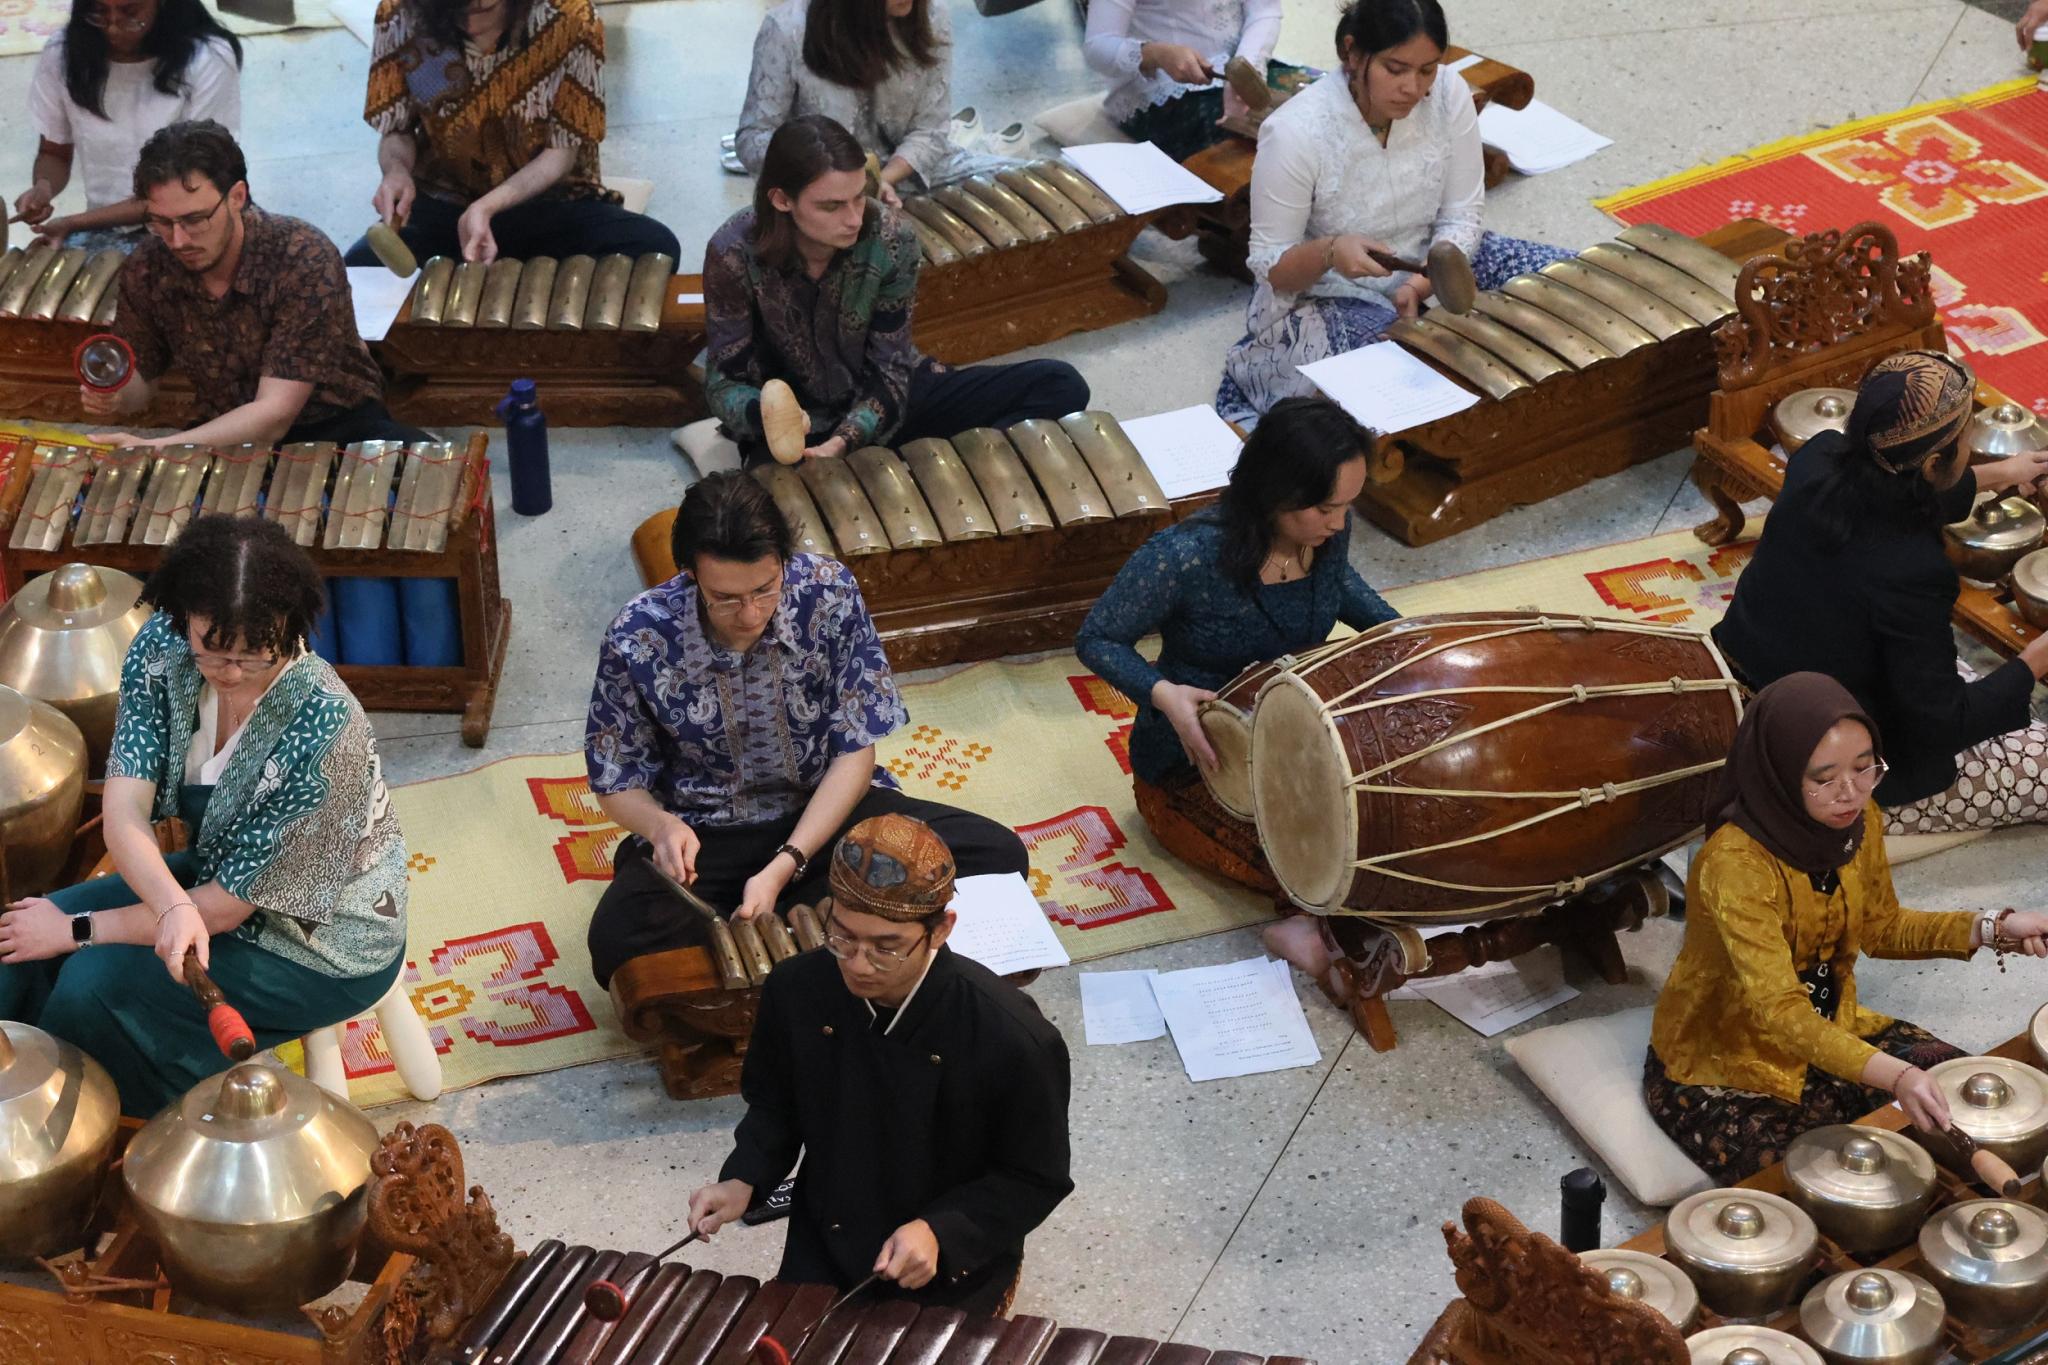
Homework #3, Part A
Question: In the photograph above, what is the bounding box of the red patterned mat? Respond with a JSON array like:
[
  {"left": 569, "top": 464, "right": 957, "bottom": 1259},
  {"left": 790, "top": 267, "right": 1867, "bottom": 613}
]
[{"left": 1598, "top": 78, "right": 2048, "bottom": 415}]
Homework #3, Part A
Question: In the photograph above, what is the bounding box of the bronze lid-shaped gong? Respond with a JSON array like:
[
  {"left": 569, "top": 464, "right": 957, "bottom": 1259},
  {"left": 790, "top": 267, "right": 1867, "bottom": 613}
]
[
  {"left": 1664, "top": 1189, "right": 1819, "bottom": 1319},
  {"left": 0, "top": 1020, "right": 120, "bottom": 1258},
  {"left": 1770, "top": 388, "right": 1855, "bottom": 456},
  {"left": 1686, "top": 1325, "right": 1826, "bottom": 1365},
  {"left": 1579, "top": 1248, "right": 1700, "bottom": 1331},
  {"left": 0, "top": 682, "right": 88, "bottom": 895},
  {"left": 1925, "top": 1056, "right": 2048, "bottom": 1166},
  {"left": 1917, "top": 1199, "right": 2048, "bottom": 1331},
  {"left": 123, "top": 1061, "right": 380, "bottom": 1312},
  {"left": 0, "top": 562, "right": 149, "bottom": 772},
  {"left": 1967, "top": 401, "right": 2048, "bottom": 462},
  {"left": 1797, "top": 1269, "right": 1945, "bottom": 1365},
  {"left": 1782, "top": 1126, "right": 1936, "bottom": 1254},
  {"left": 1944, "top": 494, "right": 2045, "bottom": 586}
]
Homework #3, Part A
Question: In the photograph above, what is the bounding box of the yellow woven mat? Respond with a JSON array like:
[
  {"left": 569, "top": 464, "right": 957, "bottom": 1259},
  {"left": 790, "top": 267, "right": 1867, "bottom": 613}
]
[{"left": 333, "top": 523, "right": 1755, "bottom": 1107}]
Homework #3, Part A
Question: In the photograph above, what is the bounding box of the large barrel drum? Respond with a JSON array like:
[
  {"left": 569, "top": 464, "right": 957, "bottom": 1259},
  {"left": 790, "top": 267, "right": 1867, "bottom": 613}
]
[{"left": 1247, "top": 613, "right": 1742, "bottom": 922}]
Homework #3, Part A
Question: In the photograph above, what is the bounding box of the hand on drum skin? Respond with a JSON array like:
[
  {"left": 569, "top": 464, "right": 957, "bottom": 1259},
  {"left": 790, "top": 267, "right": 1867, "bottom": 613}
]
[
  {"left": 803, "top": 435, "right": 849, "bottom": 461},
  {"left": 687, "top": 1178, "right": 753, "bottom": 1237},
  {"left": 372, "top": 173, "right": 415, "bottom": 228},
  {"left": 1140, "top": 41, "right": 1215, "bottom": 86},
  {"left": 1979, "top": 450, "right": 2048, "bottom": 495},
  {"left": 156, "top": 901, "right": 208, "bottom": 982},
  {"left": 736, "top": 860, "right": 793, "bottom": 923},
  {"left": 12, "top": 181, "right": 53, "bottom": 227},
  {"left": 1327, "top": 235, "right": 1393, "bottom": 281},
  {"left": 649, "top": 814, "right": 701, "bottom": 885},
  {"left": 456, "top": 202, "right": 498, "bottom": 264},
  {"left": 0, "top": 898, "right": 75, "bottom": 963},
  {"left": 1150, "top": 680, "right": 1220, "bottom": 775},
  {"left": 1994, "top": 910, "right": 2048, "bottom": 956},
  {"left": 1894, "top": 1066, "right": 1953, "bottom": 1133},
  {"left": 875, "top": 1219, "right": 940, "bottom": 1290},
  {"left": 2019, "top": 0, "right": 2048, "bottom": 48}
]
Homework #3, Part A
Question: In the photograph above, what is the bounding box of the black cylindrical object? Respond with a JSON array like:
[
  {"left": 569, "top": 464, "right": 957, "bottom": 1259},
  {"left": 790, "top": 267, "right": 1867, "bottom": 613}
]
[{"left": 1560, "top": 1167, "right": 1606, "bottom": 1252}]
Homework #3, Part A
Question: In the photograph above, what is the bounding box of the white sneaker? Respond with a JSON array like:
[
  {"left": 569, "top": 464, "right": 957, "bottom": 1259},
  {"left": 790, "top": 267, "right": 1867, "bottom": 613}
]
[
  {"left": 992, "top": 121, "right": 1028, "bottom": 150},
  {"left": 719, "top": 132, "right": 745, "bottom": 175},
  {"left": 950, "top": 105, "right": 983, "bottom": 150}
]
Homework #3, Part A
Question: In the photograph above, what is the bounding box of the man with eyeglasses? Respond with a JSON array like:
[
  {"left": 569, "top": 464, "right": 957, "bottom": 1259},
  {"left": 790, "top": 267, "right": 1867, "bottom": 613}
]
[
  {"left": 582, "top": 470, "right": 1029, "bottom": 989},
  {"left": 686, "top": 813, "right": 1072, "bottom": 1313},
  {"left": 83, "top": 119, "right": 429, "bottom": 451}
]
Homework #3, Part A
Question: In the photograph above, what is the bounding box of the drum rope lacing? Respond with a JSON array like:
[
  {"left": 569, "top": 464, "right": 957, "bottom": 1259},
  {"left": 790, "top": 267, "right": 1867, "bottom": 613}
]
[{"left": 1273, "top": 616, "right": 1746, "bottom": 919}]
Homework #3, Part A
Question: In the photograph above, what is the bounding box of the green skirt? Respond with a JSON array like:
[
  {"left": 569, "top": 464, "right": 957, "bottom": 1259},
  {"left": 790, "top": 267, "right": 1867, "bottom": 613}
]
[{"left": 0, "top": 784, "right": 402, "bottom": 1117}]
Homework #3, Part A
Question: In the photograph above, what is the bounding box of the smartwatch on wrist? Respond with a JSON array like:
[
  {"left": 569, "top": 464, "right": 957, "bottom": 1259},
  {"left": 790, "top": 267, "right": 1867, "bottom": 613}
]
[
  {"left": 773, "top": 843, "right": 809, "bottom": 879},
  {"left": 70, "top": 912, "right": 95, "bottom": 949}
]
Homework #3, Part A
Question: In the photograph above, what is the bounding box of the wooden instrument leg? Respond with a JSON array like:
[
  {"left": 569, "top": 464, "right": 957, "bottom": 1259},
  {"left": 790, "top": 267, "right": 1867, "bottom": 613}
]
[{"left": 1690, "top": 457, "right": 1753, "bottom": 546}]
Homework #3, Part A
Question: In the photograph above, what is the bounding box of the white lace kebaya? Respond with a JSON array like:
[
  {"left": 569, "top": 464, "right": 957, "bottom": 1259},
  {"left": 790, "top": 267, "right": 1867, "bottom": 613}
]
[{"left": 1081, "top": 0, "right": 1282, "bottom": 124}]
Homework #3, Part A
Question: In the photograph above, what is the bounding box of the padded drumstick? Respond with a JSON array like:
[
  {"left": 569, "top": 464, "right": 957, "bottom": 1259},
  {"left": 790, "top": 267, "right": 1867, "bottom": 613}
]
[
  {"left": 755, "top": 1271, "right": 878, "bottom": 1365},
  {"left": 584, "top": 1229, "right": 702, "bottom": 1321},
  {"left": 184, "top": 949, "right": 255, "bottom": 1060},
  {"left": 1947, "top": 1125, "right": 2026, "bottom": 1199}
]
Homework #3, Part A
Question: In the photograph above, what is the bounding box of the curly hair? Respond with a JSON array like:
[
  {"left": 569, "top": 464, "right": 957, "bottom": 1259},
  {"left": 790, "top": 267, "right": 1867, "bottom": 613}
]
[{"left": 141, "top": 514, "right": 325, "bottom": 656}]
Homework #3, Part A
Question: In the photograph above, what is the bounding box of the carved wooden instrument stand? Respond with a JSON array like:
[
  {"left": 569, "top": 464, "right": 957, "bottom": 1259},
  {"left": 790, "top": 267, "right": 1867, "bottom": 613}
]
[
  {"left": 1686, "top": 220, "right": 2043, "bottom": 661},
  {"left": 0, "top": 1120, "right": 516, "bottom": 1365}
]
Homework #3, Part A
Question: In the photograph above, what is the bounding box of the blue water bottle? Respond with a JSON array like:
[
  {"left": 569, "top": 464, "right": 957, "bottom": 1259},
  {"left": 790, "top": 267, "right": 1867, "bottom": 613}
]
[{"left": 496, "top": 377, "right": 551, "bottom": 516}]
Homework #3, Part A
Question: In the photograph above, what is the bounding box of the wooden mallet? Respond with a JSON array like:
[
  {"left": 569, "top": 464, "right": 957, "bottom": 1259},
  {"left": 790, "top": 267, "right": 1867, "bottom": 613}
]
[
  {"left": 584, "top": 1229, "right": 704, "bottom": 1321},
  {"left": 1365, "top": 239, "right": 1477, "bottom": 314},
  {"left": 755, "top": 1271, "right": 881, "bottom": 1363},
  {"left": 183, "top": 948, "right": 255, "bottom": 1060}
]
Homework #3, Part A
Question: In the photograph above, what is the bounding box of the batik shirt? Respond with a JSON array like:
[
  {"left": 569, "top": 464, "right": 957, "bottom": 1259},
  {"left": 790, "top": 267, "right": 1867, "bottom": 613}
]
[
  {"left": 364, "top": 0, "right": 613, "bottom": 204},
  {"left": 584, "top": 554, "right": 908, "bottom": 826},
  {"left": 702, "top": 204, "right": 929, "bottom": 450},
  {"left": 106, "top": 613, "right": 408, "bottom": 979},
  {"left": 113, "top": 205, "right": 384, "bottom": 426}
]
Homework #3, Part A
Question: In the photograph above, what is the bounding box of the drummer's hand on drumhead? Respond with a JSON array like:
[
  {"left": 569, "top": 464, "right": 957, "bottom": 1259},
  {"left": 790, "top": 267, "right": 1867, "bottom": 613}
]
[
  {"left": 650, "top": 814, "right": 701, "bottom": 885},
  {"left": 1151, "top": 680, "right": 1220, "bottom": 775},
  {"left": 1893, "top": 1066, "right": 1952, "bottom": 1133},
  {"left": 156, "top": 901, "right": 208, "bottom": 982},
  {"left": 687, "top": 1179, "right": 754, "bottom": 1238}
]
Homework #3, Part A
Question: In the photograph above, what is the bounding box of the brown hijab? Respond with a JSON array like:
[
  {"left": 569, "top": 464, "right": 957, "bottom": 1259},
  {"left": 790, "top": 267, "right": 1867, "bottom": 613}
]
[{"left": 1707, "top": 672, "right": 1879, "bottom": 875}]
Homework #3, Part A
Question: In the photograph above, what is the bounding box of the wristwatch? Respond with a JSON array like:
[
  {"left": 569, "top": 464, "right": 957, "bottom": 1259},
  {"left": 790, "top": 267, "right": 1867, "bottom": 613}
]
[
  {"left": 70, "top": 912, "right": 95, "bottom": 949},
  {"left": 773, "top": 843, "right": 810, "bottom": 879}
]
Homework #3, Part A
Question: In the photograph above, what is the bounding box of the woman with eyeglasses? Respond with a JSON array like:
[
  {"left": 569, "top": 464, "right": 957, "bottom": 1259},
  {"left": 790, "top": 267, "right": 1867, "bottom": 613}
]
[
  {"left": 1645, "top": 672, "right": 2048, "bottom": 1185},
  {"left": 1714, "top": 350, "right": 2048, "bottom": 835},
  {"left": 14, "top": 0, "right": 241, "bottom": 251},
  {"left": 0, "top": 515, "right": 408, "bottom": 1118}
]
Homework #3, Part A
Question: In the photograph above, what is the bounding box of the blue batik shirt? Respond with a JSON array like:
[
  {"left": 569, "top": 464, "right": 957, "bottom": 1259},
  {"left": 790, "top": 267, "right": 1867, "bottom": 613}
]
[{"left": 584, "top": 553, "right": 908, "bottom": 826}]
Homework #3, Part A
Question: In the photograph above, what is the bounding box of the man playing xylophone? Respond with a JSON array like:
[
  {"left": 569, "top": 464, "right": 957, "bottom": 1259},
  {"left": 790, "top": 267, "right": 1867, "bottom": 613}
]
[
  {"left": 81, "top": 120, "right": 429, "bottom": 451},
  {"left": 687, "top": 813, "right": 1073, "bottom": 1314}
]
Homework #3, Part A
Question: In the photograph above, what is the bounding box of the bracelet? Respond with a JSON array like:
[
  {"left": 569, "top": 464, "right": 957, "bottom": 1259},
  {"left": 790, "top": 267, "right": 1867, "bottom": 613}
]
[
  {"left": 773, "top": 843, "right": 810, "bottom": 880},
  {"left": 1322, "top": 237, "right": 1338, "bottom": 274},
  {"left": 154, "top": 899, "right": 196, "bottom": 924},
  {"left": 1991, "top": 907, "right": 2020, "bottom": 973}
]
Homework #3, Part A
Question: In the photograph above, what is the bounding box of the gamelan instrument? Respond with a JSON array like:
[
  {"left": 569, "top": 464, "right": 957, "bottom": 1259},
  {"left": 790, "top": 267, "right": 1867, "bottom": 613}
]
[
  {"left": 455, "top": 1236, "right": 1317, "bottom": 1365},
  {"left": 1415, "top": 1033, "right": 2048, "bottom": 1365},
  {"left": 0, "top": 679, "right": 87, "bottom": 897},
  {"left": 0, "top": 1019, "right": 119, "bottom": 1259},
  {"left": 1205, "top": 612, "right": 1742, "bottom": 924},
  {"left": 0, "top": 242, "right": 707, "bottom": 427},
  {"left": 122, "top": 1059, "right": 381, "bottom": 1313},
  {"left": 631, "top": 409, "right": 1212, "bottom": 671},
  {"left": 608, "top": 901, "right": 825, "bottom": 1101},
  {"left": 1353, "top": 220, "right": 1773, "bottom": 545},
  {"left": 0, "top": 429, "right": 512, "bottom": 745},
  {"left": 182, "top": 946, "right": 257, "bottom": 1062},
  {"left": 898, "top": 159, "right": 1167, "bottom": 364},
  {"left": 0, "top": 561, "right": 148, "bottom": 773}
]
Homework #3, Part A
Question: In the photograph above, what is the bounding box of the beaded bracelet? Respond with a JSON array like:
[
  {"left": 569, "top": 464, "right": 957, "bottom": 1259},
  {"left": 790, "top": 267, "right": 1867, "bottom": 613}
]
[
  {"left": 1990, "top": 906, "right": 2020, "bottom": 973},
  {"left": 154, "top": 899, "right": 197, "bottom": 925}
]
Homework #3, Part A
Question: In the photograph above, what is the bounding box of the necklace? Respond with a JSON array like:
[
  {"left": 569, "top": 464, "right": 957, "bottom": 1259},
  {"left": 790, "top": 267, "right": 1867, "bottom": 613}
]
[{"left": 1262, "top": 543, "right": 1311, "bottom": 583}]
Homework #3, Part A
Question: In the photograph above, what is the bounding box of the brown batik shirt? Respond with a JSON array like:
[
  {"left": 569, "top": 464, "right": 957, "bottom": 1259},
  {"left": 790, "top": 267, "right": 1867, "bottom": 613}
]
[{"left": 113, "top": 204, "right": 385, "bottom": 427}]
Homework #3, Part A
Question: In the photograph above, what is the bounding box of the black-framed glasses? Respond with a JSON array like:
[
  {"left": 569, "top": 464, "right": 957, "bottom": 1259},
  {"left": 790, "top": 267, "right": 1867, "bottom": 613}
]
[
  {"left": 822, "top": 912, "right": 931, "bottom": 970},
  {"left": 144, "top": 194, "right": 227, "bottom": 239}
]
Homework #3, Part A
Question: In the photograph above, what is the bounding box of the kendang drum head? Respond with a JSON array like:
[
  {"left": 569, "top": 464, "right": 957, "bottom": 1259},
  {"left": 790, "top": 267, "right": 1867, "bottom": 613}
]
[{"left": 1246, "top": 612, "right": 1743, "bottom": 922}]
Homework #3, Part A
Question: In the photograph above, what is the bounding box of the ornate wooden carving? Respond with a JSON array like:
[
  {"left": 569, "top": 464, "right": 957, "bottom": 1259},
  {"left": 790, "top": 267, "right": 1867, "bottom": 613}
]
[
  {"left": 1716, "top": 221, "right": 1936, "bottom": 390},
  {"left": 1428, "top": 1199, "right": 1689, "bottom": 1365},
  {"left": 363, "top": 1122, "right": 519, "bottom": 1361}
]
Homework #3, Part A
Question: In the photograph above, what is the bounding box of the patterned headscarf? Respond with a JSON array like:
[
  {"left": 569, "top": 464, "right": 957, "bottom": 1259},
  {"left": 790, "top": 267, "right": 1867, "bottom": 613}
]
[
  {"left": 828, "top": 813, "right": 957, "bottom": 922},
  {"left": 1849, "top": 350, "right": 1976, "bottom": 474}
]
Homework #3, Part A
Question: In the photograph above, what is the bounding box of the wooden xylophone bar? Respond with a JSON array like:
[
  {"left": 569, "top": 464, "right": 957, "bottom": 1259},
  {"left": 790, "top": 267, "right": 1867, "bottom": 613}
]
[
  {"left": 0, "top": 429, "right": 511, "bottom": 744},
  {"left": 454, "top": 1237, "right": 1316, "bottom": 1365}
]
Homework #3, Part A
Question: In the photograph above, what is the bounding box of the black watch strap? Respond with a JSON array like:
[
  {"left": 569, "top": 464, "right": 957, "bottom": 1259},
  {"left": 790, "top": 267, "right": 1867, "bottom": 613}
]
[{"left": 773, "top": 843, "right": 809, "bottom": 879}]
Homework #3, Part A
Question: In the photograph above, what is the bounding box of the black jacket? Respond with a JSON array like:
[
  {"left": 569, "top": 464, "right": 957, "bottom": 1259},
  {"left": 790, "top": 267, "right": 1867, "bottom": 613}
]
[
  {"left": 720, "top": 944, "right": 1073, "bottom": 1312},
  {"left": 1713, "top": 431, "right": 2034, "bottom": 804}
]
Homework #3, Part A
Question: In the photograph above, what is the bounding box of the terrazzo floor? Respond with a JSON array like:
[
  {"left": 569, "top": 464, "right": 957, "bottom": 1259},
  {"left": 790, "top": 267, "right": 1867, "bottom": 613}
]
[{"left": 6, "top": 1, "right": 2048, "bottom": 1358}]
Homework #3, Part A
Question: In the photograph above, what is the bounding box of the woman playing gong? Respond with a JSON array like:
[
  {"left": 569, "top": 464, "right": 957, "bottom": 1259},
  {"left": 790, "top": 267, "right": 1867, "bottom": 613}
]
[
  {"left": 1214, "top": 0, "right": 1570, "bottom": 425},
  {"left": 1715, "top": 350, "right": 2048, "bottom": 835},
  {"left": 0, "top": 515, "right": 408, "bottom": 1117},
  {"left": 1647, "top": 672, "right": 2048, "bottom": 1185},
  {"left": 1075, "top": 395, "right": 1398, "bottom": 996}
]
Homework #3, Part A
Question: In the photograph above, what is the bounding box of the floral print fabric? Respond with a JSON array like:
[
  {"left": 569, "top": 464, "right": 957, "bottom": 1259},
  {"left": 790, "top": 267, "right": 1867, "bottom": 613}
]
[{"left": 584, "top": 554, "right": 909, "bottom": 826}]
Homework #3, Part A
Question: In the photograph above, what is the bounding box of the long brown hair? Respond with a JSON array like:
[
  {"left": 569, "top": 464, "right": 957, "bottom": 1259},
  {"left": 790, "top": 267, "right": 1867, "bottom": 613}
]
[
  {"left": 802, "top": 0, "right": 935, "bottom": 89},
  {"left": 749, "top": 115, "right": 868, "bottom": 271}
]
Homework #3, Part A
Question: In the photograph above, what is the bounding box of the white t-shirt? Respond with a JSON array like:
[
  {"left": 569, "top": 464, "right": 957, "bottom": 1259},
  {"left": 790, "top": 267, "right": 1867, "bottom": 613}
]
[{"left": 29, "top": 35, "right": 241, "bottom": 211}]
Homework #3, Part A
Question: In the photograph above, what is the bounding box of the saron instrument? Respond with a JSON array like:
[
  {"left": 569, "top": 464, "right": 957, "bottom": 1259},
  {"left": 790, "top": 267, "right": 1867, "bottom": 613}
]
[
  {"left": 0, "top": 1020, "right": 119, "bottom": 1259},
  {"left": 0, "top": 561, "right": 149, "bottom": 773},
  {"left": 1231, "top": 613, "right": 1741, "bottom": 922},
  {"left": 122, "top": 1060, "right": 380, "bottom": 1312}
]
